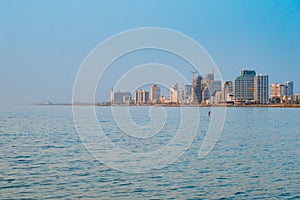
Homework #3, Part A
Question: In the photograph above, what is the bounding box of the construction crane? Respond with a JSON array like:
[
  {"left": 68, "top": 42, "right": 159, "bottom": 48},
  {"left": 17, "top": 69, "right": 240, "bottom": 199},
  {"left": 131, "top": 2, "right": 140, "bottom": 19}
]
[{"left": 191, "top": 71, "right": 199, "bottom": 104}]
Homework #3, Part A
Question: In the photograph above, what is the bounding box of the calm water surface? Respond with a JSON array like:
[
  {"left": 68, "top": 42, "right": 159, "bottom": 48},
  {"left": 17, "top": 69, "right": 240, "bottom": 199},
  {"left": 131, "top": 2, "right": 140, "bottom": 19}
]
[{"left": 0, "top": 105, "right": 299, "bottom": 199}]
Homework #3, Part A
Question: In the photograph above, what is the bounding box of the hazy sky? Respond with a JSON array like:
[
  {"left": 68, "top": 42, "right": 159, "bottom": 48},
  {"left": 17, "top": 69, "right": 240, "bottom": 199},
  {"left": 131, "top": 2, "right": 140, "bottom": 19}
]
[{"left": 1, "top": 0, "right": 299, "bottom": 104}]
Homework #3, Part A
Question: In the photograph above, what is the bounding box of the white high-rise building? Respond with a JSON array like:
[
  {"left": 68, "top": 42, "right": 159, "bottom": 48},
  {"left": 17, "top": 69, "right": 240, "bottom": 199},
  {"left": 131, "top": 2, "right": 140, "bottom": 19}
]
[
  {"left": 170, "top": 83, "right": 179, "bottom": 103},
  {"left": 134, "top": 90, "right": 149, "bottom": 104},
  {"left": 254, "top": 74, "right": 269, "bottom": 104}
]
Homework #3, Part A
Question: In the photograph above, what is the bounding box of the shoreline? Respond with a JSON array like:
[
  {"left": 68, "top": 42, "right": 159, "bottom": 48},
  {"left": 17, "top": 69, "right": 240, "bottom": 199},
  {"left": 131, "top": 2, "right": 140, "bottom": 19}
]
[{"left": 36, "top": 103, "right": 300, "bottom": 108}]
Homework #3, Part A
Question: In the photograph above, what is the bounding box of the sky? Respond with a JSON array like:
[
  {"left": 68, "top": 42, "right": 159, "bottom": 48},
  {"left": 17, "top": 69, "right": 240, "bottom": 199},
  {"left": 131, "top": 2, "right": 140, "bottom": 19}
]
[{"left": 0, "top": 0, "right": 299, "bottom": 104}]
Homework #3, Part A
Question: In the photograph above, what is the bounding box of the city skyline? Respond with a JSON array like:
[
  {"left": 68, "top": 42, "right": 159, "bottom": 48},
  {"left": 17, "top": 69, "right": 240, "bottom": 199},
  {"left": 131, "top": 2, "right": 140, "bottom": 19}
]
[{"left": 110, "top": 68, "right": 296, "bottom": 105}]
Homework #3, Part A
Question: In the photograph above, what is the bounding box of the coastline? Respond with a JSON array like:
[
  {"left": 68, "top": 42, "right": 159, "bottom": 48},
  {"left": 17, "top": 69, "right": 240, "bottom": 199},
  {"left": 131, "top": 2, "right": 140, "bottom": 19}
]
[{"left": 37, "top": 103, "right": 300, "bottom": 108}]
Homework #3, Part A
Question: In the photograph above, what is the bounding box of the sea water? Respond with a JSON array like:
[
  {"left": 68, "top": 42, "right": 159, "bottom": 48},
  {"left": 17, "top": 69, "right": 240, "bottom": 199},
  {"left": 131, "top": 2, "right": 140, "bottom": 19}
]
[{"left": 0, "top": 105, "right": 299, "bottom": 199}]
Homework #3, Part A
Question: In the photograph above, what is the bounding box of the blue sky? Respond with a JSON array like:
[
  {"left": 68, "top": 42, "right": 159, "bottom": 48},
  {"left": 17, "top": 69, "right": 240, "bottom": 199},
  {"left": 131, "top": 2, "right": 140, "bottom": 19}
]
[{"left": 0, "top": 0, "right": 299, "bottom": 104}]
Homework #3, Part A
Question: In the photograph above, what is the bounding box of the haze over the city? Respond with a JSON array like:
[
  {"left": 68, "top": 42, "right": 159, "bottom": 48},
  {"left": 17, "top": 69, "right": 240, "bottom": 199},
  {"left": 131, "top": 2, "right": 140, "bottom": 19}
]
[{"left": 0, "top": 0, "right": 299, "bottom": 104}]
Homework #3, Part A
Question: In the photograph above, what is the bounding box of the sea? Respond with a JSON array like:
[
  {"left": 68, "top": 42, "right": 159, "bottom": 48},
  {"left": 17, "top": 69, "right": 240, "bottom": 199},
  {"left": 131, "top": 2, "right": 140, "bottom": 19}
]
[{"left": 0, "top": 105, "right": 299, "bottom": 199}]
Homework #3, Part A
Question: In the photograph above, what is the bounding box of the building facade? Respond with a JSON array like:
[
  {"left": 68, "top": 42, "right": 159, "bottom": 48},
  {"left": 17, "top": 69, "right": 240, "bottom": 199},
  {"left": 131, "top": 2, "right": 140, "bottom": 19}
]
[
  {"left": 184, "top": 84, "right": 192, "bottom": 100},
  {"left": 271, "top": 83, "right": 285, "bottom": 98},
  {"left": 235, "top": 70, "right": 256, "bottom": 101},
  {"left": 285, "top": 81, "right": 294, "bottom": 98},
  {"left": 134, "top": 90, "right": 149, "bottom": 104},
  {"left": 222, "top": 81, "right": 233, "bottom": 101},
  {"left": 194, "top": 75, "right": 203, "bottom": 103},
  {"left": 208, "top": 80, "right": 221, "bottom": 96},
  {"left": 293, "top": 94, "right": 300, "bottom": 104},
  {"left": 111, "top": 90, "right": 131, "bottom": 104},
  {"left": 271, "top": 81, "right": 294, "bottom": 103},
  {"left": 202, "top": 86, "right": 210, "bottom": 102},
  {"left": 150, "top": 84, "right": 161, "bottom": 104},
  {"left": 254, "top": 74, "right": 269, "bottom": 104},
  {"left": 170, "top": 83, "right": 179, "bottom": 103}
]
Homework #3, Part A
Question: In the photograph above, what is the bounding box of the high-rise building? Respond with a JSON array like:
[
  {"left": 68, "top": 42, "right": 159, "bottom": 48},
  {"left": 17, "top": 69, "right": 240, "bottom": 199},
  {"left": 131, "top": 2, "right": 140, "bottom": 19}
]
[
  {"left": 202, "top": 86, "right": 210, "bottom": 102},
  {"left": 254, "top": 74, "right": 269, "bottom": 104},
  {"left": 208, "top": 80, "right": 221, "bottom": 96},
  {"left": 150, "top": 84, "right": 161, "bottom": 104},
  {"left": 222, "top": 81, "right": 233, "bottom": 101},
  {"left": 194, "top": 75, "right": 203, "bottom": 103},
  {"left": 170, "top": 83, "right": 179, "bottom": 103},
  {"left": 184, "top": 84, "right": 192, "bottom": 100},
  {"left": 111, "top": 90, "right": 131, "bottom": 104},
  {"left": 235, "top": 70, "right": 256, "bottom": 101},
  {"left": 178, "top": 88, "right": 185, "bottom": 103},
  {"left": 285, "top": 81, "right": 294, "bottom": 98},
  {"left": 134, "top": 90, "right": 149, "bottom": 104}
]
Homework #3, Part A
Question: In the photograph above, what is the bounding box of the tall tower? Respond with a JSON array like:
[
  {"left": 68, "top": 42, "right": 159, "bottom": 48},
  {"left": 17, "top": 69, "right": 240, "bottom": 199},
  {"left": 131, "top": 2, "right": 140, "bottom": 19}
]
[
  {"left": 150, "top": 84, "right": 161, "bottom": 104},
  {"left": 195, "top": 75, "right": 203, "bottom": 103},
  {"left": 191, "top": 71, "right": 196, "bottom": 104},
  {"left": 184, "top": 84, "right": 192, "bottom": 100},
  {"left": 254, "top": 74, "right": 269, "bottom": 104},
  {"left": 222, "top": 81, "right": 233, "bottom": 101},
  {"left": 170, "top": 83, "right": 179, "bottom": 103}
]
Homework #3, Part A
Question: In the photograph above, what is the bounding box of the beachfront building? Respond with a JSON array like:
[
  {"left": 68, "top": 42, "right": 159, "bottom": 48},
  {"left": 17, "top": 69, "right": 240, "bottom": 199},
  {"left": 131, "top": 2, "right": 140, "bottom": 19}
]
[
  {"left": 222, "top": 81, "right": 233, "bottom": 102},
  {"left": 271, "top": 83, "right": 286, "bottom": 98},
  {"left": 270, "top": 81, "right": 294, "bottom": 104},
  {"left": 150, "top": 84, "right": 161, "bottom": 104},
  {"left": 293, "top": 94, "right": 300, "bottom": 104},
  {"left": 271, "top": 81, "right": 294, "bottom": 99},
  {"left": 134, "top": 89, "right": 149, "bottom": 104},
  {"left": 234, "top": 70, "right": 256, "bottom": 102},
  {"left": 254, "top": 74, "right": 269, "bottom": 104},
  {"left": 285, "top": 81, "right": 294, "bottom": 98},
  {"left": 111, "top": 89, "right": 131, "bottom": 104},
  {"left": 170, "top": 83, "right": 179, "bottom": 103},
  {"left": 184, "top": 84, "right": 192, "bottom": 101},
  {"left": 178, "top": 88, "right": 185, "bottom": 103}
]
